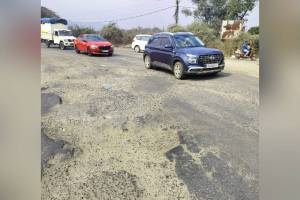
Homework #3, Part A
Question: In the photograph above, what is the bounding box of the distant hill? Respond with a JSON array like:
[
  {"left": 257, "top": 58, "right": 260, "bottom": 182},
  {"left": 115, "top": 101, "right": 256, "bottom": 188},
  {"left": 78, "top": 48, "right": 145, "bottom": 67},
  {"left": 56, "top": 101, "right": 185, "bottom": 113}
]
[{"left": 41, "top": 6, "right": 60, "bottom": 18}]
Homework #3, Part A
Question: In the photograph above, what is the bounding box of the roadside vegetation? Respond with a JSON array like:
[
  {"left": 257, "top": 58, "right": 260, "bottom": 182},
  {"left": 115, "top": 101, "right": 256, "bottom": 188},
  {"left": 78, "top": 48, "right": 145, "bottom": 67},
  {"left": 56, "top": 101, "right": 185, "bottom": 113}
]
[{"left": 41, "top": 2, "right": 259, "bottom": 57}]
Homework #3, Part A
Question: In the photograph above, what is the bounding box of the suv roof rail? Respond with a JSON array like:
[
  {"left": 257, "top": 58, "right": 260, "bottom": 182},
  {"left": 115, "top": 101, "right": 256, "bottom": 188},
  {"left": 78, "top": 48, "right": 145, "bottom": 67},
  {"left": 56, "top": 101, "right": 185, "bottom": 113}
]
[
  {"left": 174, "top": 32, "right": 194, "bottom": 35},
  {"left": 154, "top": 32, "right": 174, "bottom": 36},
  {"left": 154, "top": 32, "right": 194, "bottom": 37}
]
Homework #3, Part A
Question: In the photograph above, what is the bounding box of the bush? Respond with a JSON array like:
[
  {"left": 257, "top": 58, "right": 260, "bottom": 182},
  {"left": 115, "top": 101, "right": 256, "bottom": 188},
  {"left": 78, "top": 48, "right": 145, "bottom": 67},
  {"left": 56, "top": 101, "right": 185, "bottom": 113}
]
[
  {"left": 248, "top": 26, "right": 259, "bottom": 35},
  {"left": 187, "top": 22, "right": 224, "bottom": 50},
  {"left": 223, "top": 32, "right": 259, "bottom": 56},
  {"left": 100, "top": 23, "right": 124, "bottom": 45},
  {"left": 68, "top": 25, "right": 97, "bottom": 37},
  {"left": 122, "top": 27, "right": 163, "bottom": 45},
  {"left": 168, "top": 24, "right": 187, "bottom": 33}
]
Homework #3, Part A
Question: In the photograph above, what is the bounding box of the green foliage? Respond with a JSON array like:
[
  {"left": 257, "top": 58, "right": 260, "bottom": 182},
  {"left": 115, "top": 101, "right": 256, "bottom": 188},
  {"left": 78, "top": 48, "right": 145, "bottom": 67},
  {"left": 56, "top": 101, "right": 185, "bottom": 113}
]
[
  {"left": 41, "top": 6, "right": 60, "bottom": 18},
  {"left": 168, "top": 24, "right": 187, "bottom": 33},
  {"left": 186, "top": 22, "right": 224, "bottom": 50},
  {"left": 223, "top": 32, "right": 259, "bottom": 56},
  {"left": 100, "top": 23, "right": 124, "bottom": 45},
  {"left": 227, "top": 0, "right": 257, "bottom": 20},
  {"left": 183, "top": 0, "right": 257, "bottom": 34},
  {"left": 122, "top": 27, "right": 162, "bottom": 44},
  {"left": 248, "top": 26, "right": 259, "bottom": 35},
  {"left": 68, "top": 25, "right": 97, "bottom": 37}
]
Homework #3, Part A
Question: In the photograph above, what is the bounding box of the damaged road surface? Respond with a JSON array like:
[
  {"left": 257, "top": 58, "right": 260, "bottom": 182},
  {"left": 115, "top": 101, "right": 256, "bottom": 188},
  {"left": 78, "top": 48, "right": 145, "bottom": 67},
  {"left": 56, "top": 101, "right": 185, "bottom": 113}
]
[{"left": 41, "top": 46, "right": 259, "bottom": 200}]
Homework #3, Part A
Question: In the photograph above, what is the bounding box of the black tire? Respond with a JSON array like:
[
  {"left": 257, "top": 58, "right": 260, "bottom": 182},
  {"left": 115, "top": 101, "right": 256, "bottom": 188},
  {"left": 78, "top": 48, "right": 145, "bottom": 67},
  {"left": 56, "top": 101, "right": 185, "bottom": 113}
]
[
  {"left": 173, "top": 61, "right": 185, "bottom": 79},
  {"left": 134, "top": 45, "right": 140, "bottom": 53},
  {"left": 46, "top": 40, "right": 51, "bottom": 48},
  {"left": 108, "top": 53, "right": 113, "bottom": 57},
  {"left": 75, "top": 45, "right": 80, "bottom": 54},
  {"left": 144, "top": 55, "right": 152, "bottom": 69},
  {"left": 87, "top": 48, "right": 93, "bottom": 56},
  {"left": 60, "top": 42, "right": 65, "bottom": 50}
]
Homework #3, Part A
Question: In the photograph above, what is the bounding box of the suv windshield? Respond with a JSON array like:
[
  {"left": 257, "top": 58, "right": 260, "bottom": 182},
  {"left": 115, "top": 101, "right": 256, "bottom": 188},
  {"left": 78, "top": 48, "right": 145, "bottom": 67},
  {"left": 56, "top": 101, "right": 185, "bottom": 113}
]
[
  {"left": 58, "top": 30, "right": 72, "bottom": 36},
  {"left": 85, "top": 35, "right": 106, "bottom": 42},
  {"left": 174, "top": 35, "right": 205, "bottom": 48}
]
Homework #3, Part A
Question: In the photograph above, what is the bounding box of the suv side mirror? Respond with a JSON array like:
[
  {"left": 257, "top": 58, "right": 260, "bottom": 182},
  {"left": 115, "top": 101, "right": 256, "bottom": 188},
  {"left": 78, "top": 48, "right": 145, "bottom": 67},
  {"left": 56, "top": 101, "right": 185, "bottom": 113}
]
[{"left": 82, "top": 40, "right": 87, "bottom": 43}]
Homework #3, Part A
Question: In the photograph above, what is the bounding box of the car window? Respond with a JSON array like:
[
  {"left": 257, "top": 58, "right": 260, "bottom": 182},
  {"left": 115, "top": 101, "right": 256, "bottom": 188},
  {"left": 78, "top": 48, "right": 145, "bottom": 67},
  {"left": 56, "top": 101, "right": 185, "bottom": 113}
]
[
  {"left": 174, "top": 35, "right": 205, "bottom": 48},
  {"left": 141, "top": 36, "right": 151, "bottom": 41},
  {"left": 58, "top": 30, "right": 72, "bottom": 36},
  {"left": 160, "top": 37, "right": 172, "bottom": 47},
  {"left": 136, "top": 36, "right": 141, "bottom": 40},
  {"left": 149, "top": 38, "right": 161, "bottom": 47},
  {"left": 84, "top": 35, "right": 107, "bottom": 42}
]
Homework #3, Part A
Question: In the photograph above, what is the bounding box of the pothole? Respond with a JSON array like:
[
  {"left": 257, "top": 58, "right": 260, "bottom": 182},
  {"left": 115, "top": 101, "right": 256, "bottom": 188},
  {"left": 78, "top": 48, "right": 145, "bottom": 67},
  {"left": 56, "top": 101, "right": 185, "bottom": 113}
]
[{"left": 41, "top": 93, "right": 62, "bottom": 115}]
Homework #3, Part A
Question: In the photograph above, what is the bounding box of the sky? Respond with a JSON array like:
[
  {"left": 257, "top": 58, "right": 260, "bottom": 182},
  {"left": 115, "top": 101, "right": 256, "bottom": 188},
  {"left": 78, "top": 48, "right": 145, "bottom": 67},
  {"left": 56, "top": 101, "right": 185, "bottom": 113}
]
[{"left": 41, "top": 0, "right": 259, "bottom": 30}]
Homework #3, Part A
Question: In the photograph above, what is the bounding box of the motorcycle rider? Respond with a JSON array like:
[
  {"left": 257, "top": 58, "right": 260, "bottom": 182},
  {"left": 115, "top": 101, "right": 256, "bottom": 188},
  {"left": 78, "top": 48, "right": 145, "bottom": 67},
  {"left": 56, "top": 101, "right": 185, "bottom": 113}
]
[{"left": 242, "top": 41, "right": 250, "bottom": 57}]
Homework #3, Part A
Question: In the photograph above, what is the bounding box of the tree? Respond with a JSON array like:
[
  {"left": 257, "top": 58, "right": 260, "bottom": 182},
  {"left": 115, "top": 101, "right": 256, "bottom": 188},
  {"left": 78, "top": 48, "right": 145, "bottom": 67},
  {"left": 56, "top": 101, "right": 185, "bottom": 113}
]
[
  {"left": 100, "top": 23, "right": 124, "bottom": 45},
  {"left": 68, "top": 25, "right": 97, "bottom": 37},
  {"left": 248, "top": 26, "right": 259, "bottom": 35},
  {"left": 168, "top": 24, "right": 186, "bottom": 32},
  {"left": 41, "top": 6, "right": 60, "bottom": 18},
  {"left": 182, "top": 0, "right": 257, "bottom": 34},
  {"left": 227, "top": 0, "right": 257, "bottom": 20},
  {"left": 174, "top": 0, "right": 180, "bottom": 25}
]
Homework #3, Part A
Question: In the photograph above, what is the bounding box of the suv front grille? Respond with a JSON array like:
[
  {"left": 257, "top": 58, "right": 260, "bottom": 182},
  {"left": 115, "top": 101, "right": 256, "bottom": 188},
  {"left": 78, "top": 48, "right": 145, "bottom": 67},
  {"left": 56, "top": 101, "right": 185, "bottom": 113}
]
[
  {"left": 99, "top": 46, "right": 111, "bottom": 50},
  {"left": 198, "top": 54, "right": 223, "bottom": 65}
]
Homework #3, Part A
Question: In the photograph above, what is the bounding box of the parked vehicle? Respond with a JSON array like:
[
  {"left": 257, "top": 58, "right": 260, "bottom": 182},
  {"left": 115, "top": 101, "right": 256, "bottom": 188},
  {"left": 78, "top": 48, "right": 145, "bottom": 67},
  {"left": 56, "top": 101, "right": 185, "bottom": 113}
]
[
  {"left": 143, "top": 32, "right": 225, "bottom": 79},
  {"left": 74, "top": 34, "right": 113, "bottom": 56},
  {"left": 131, "top": 34, "right": 152, "bottom": 53},
  {"left": 41, "top": 18, "right": 76, "bottom": 50}
]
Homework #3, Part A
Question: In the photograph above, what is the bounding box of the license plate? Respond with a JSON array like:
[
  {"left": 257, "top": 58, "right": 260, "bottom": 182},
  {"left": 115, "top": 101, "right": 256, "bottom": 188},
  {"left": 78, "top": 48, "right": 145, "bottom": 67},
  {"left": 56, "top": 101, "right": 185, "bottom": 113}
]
[
  {"left": 102, "top": 50, "right": 109, "bottom": 53},
  {"left": 206, "top": 63, "right": 219, "bottom": 68}
]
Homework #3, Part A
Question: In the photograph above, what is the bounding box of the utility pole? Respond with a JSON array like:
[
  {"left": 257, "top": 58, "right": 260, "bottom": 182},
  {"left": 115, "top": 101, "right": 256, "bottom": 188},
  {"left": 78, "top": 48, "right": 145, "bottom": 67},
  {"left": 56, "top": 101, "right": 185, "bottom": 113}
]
[{"left": 174, "top": 0, "right": 180, "bottom": 25}]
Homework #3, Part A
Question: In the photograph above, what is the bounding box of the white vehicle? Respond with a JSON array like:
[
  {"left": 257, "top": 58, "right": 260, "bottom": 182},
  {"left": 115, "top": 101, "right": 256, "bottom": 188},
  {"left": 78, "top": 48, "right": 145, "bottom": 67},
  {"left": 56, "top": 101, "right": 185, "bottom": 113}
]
[
  {"left": 41, "top": 18, "right": 76, "bottom": 50},
  {"left": 131, "top": 34, "right": 152, "bottom": 53}
]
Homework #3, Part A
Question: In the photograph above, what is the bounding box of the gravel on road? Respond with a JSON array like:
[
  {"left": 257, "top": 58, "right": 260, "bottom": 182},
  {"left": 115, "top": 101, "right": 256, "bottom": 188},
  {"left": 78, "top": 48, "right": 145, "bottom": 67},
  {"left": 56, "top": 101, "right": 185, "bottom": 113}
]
[{"left": 42, "top": 46, "right": 259, "bottom": 200}]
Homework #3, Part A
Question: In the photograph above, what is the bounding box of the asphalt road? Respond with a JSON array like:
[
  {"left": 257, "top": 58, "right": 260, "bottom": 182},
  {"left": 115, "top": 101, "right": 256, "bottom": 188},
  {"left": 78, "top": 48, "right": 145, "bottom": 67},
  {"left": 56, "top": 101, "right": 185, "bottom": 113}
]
[{"left": 41, "top": 45, "right": 259, "bottom": 200}]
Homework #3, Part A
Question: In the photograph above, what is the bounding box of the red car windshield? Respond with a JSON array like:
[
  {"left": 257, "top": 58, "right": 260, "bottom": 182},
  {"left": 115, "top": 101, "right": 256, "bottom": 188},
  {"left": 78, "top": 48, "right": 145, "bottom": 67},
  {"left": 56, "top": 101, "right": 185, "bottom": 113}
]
[{"left": 85, "top": 35, "right": 107, "bottom": 42}]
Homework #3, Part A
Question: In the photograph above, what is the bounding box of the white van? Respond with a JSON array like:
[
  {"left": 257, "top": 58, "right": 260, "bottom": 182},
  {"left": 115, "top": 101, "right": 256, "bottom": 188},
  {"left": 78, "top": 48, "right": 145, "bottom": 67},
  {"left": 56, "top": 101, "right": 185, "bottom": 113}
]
[
  {"left": 131, "top": 35, "right": 152, "bottom": 53},
  {"left": 41, "top": 18, "right": 76, "bottom": 50}
]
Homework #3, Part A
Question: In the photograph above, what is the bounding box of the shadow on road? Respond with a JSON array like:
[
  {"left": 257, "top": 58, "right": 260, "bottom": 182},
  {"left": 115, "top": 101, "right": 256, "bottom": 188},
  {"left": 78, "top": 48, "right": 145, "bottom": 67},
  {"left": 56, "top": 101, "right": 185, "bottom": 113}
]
[
  {"left": 188, "top": 72, "right": 232, "bottom": 81},
  {"left": 151, "top": 67, "right": 232, "bottom": 81}
]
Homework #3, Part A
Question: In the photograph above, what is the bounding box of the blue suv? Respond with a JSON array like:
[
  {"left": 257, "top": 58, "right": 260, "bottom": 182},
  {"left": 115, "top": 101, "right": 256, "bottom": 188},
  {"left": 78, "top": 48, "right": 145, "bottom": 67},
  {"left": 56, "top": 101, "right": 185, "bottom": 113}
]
[{"left": 143, "top": 32, "right": 225, "bottom": 79}]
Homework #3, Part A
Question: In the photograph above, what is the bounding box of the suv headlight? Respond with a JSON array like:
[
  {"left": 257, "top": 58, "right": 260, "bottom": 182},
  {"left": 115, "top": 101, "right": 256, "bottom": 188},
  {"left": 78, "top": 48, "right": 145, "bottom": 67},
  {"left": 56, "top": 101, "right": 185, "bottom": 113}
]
[
  {"left": 187, "top": 54, "right": 198, "bottom": 64},
  {"left": 90, "top": 45, "right": 98, "bottom": 49}
]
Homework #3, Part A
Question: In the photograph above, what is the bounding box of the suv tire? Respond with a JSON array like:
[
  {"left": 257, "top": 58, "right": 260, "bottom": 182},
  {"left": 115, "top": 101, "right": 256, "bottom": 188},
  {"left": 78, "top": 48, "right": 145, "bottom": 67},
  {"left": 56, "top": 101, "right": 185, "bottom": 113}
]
[
  {"left": 173, "top": 61, "right": 185, "bottom": 79},
  {"left": 60, "top": 42, "right": 65, "bottom": 50},
  {"left": 134, "top": 45, "right": 140, "bottom": 53},
  {"left": 144, "top": 55, "right": 152, "bottom": 69}
]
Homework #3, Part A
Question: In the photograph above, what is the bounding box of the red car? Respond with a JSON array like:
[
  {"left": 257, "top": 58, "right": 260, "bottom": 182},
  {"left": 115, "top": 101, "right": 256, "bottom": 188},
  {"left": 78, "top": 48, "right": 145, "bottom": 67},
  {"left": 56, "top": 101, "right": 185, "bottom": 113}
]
[{"left": 74, "top": 34, "right": 113, "bottom": 56}]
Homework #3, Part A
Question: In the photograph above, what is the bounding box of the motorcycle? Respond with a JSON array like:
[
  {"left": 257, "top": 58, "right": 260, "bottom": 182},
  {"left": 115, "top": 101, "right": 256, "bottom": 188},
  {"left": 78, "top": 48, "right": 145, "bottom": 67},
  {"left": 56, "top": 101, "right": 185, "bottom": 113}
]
[{"left": 234, "top": 47, "right": 256, "bottom": 61}]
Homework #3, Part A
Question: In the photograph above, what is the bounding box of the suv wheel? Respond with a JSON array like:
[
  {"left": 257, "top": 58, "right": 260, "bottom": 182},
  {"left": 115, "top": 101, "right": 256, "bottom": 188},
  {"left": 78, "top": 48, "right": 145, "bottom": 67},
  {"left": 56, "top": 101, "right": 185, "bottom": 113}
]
[
  {"left": 144, "top": 55, "right": 152, "bottom": 69},
  {"left": 173, "top": 61, "right": 185, "bottom": 79},
  {"left": 134, "top": 45, "right": 140, "bottom": 53},
  {"left": 60, "top": 42, "right": 65, "bottom": 50}
]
